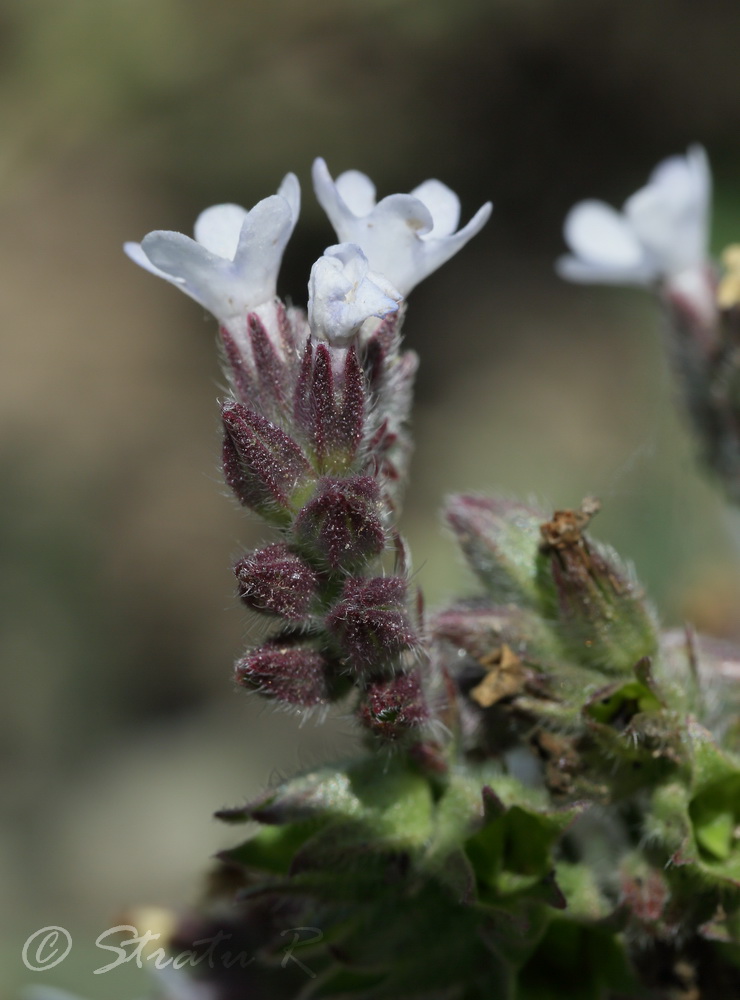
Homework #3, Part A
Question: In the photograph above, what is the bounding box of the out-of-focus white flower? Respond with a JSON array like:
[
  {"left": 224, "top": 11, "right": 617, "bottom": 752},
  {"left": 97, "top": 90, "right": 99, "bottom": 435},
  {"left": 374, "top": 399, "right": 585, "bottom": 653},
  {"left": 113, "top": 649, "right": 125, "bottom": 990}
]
[
  {"left": 308, "top": 243, "right": 401, "bottom": 343},
  {"left": 557, "top": 146, "right": 714, "bottom": 322},
  {"left": 124, "top": 174, "right": 300, "bottom": 336},
  {"left": 21, "top": 968, "right": 216, "bottom": 1000},
  {"left": 312, "top": 158, "right": 492, "bottom": 296},
  {"left": 22, "top": 990, "right": 89, "bottom": 1000}
]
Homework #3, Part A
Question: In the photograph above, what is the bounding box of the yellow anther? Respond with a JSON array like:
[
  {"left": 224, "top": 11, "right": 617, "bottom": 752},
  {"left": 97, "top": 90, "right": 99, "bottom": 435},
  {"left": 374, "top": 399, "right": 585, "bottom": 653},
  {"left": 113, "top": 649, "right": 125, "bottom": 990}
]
[{"left": 717, "top": 244, "right": 740, "bottom": 309}]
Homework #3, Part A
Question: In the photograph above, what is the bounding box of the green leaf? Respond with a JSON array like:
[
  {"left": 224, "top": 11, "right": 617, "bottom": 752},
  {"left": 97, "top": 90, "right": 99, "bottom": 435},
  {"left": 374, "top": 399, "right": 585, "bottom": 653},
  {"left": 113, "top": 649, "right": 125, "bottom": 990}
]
[
  {"left": 694, "top": 808, "right": 735, "bottom": 861},
  {"left": 221, "top": 819, "right": 322, "bottom": 874},
  {"left": 518, "top": 920, "right": 639, "bottom": 1000}
]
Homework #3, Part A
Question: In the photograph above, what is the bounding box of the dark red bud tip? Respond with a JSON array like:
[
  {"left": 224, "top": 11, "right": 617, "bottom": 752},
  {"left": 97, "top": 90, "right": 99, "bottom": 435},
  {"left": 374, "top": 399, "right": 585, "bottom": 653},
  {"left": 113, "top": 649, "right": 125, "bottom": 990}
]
[
  {"left": 235, "top": 643, "right": 330, "bottom": 706},
  {"left": 234, "top": 544, "right": 319, "bottom": 621},
  {"left": 294, "top": 475, "right": 385, "bottom": 570},
  {"left": 619, "top": 867, "right": 669, "bottom": 924},
  {"left": 358, "top": 670, "right": 429, "bottom": 741},
  {"left": 326, "top": 576, "right": 417, "bottom": 669}
]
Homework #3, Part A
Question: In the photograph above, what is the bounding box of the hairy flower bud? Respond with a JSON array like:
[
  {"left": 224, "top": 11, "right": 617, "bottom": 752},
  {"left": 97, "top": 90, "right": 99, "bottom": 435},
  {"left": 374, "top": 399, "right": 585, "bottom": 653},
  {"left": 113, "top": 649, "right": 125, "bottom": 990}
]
[
  {"left": 326, "top": 576, "right": 417, "bottom": 669},
  {"left": 432, "top": 602, "right": 563, "bottom": 670},
  {"left": 358, "top": 670, "right": 429, "bottom": 741},
  {"left": 293, "top": 339, "right": 367, "bottom": 473},
  {"left": 222, "top": 401, "right": 314, "bottom": 522},
  {"left": 538, "top": 499, "right": 658, "bottom": 675},
  {"left": 220, "top": 305, "right": 304, "bottom": 426},
  {"left": 235, "top": 641, "right": 331, "bottom": 706},
  {"left": 294, "top": 475, "right": 385, "bottom": 570},
  {"left": 445, "top": 495, "right": 545, "bottom": 607},
  {"left": 234, "top": 543, "right": 320, "bottom": 621}
]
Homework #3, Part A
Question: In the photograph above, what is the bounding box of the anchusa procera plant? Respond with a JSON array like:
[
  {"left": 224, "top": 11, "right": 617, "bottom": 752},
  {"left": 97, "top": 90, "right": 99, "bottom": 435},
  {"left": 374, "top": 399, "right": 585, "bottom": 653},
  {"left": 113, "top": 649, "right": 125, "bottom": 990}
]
[{"left": 46, "top": 150, "right": 740, "bottom": 1000}]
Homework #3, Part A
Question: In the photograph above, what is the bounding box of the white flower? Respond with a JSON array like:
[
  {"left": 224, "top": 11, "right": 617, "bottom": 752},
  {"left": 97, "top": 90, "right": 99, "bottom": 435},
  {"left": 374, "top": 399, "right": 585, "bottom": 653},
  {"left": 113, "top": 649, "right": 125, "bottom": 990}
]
[
  {"left": 308, "top": 243, "right": 401, "bottom": 343},
  {"left": 312, "top": 158, "right": 492, "bottom": 296},
  {"left": 124, "top": 174, "right": 300, "bottom": 335},
  {"left": 557, "top": 146, "right": 713, "bottom": 318}
]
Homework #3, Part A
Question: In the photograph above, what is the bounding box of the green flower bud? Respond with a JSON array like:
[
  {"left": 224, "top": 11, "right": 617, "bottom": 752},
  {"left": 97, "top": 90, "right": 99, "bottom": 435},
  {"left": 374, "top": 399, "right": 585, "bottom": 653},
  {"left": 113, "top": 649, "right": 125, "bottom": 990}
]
[{"left": 537, "top": 498, "right": 659, "bottom": 676}]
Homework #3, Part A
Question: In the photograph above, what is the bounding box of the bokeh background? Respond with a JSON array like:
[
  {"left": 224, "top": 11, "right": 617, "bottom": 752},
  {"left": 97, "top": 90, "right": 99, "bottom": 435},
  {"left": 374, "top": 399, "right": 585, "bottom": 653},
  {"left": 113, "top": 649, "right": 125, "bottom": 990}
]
[{"left": 4, "top": 1, "right": 740, "bottom": 996}]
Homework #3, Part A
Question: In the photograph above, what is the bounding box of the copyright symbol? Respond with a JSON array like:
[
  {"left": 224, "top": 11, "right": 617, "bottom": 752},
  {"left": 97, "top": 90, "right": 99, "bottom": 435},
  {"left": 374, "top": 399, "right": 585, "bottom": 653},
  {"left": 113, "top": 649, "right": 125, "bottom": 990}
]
[{"left": 22, "top": 926, "right": 72, "bottom": 971}]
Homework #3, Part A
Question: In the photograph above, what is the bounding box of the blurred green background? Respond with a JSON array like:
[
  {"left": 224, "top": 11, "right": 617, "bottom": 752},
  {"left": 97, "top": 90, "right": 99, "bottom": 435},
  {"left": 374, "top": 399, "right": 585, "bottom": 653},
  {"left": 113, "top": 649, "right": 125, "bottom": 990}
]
[{"left": 4, "top": 1, "right": 740, "bottom": 996}]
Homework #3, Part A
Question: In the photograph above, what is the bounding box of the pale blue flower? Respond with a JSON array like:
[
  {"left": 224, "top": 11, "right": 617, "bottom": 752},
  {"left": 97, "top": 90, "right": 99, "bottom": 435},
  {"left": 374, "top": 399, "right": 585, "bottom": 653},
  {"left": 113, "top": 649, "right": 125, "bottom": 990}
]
[
  {"left": 557, "top": 146, "right": 713, "bottom": 320},
  {"left": 312, "top": 159, "right": 491, "bottom": 296},
  {"left": 125, "top": 174, "right": 300, "bottom": 335}
]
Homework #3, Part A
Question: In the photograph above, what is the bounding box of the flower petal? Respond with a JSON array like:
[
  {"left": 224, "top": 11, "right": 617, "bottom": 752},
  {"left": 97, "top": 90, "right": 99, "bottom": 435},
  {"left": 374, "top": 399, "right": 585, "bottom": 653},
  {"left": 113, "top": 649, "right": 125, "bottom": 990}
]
[
  {"left": 140, "top": 230, "right": 245, "bottom": 319},
  {"left": 556, "top": 254, "right": 657, "bottom": 285},
  {"left": 337, "top": 194, "right": 433, "bottom": 294},
  {"left": 648, "top": 145, "right": 710, "bottom": 210},
  {"left": 312, "top": 157, "right": 357, "bottom": 235},
  {"left": 314, "top": 159, "right": 492, "bottom": 295},
  {"left": 123, "top": 240, "right": 184, "bottom": 285},
  {"left": 277, "top": 171, "right": 301, "bottom": 223},
  {"left": 402, "top": 200, "right": 492, "bottom": 292},
  {"left": 411, "top": 179, "right": 461, "bottom": 238},
  {"left": 193, "top": 203, "right": 249, "bottom": 258},
  {"left": 564, "top": 200, "right": 648, "bottom": 269},
  {"left": 626, "top": 148, "right": 710, "bottom": 274},
  {"left": 126, "top": 176, "right": 300, "bottom": 336},
  {"left": 231, "top": 194, "right": 297, "bottom": 303},
  {"left": 335, "top": 169, "right": 377, "bottom": 216}
]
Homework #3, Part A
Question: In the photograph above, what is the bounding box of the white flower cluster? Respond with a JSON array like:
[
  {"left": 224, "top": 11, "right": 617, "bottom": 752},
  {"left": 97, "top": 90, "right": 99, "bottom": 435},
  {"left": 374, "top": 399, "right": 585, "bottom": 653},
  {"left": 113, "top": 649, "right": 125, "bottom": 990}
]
[
  {"left": 125, "top": 160, "right": 492, "bottom": 343},
  {"left": 557, "top": 146, "right": 715, "bottom": 323}
]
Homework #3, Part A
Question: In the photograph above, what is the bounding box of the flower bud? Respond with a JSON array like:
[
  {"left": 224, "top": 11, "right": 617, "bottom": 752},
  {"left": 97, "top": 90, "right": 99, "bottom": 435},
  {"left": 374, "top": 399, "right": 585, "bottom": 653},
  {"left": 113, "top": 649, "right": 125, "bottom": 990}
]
[
  {"left": 235, "top": 641, "right": 331, "bottom": 706},
  {"left": 362, "top": 324, "right": 419, "bottom": 507},
  {"left": 445, "top": 495, "right": 545, "bottom": 607},
  {"left": 234, "top": 543, "right": 319, "bottom": 621},
  {"left": 358, "top": 670, "right": 429, "bottom": 741},
  {"left": 431, "top": 601, "right": 563, "bottom": 671},
  {"left": 221, "top": 401, "right": 313, "bottom": 522},
  {"left": 619, "top": 855, "right": 670, "bottom": 931},
  {"left": 294, "top": 475, "right": 385, "bottom": 570},
  {"left": 220, "top": 306, "right": 301, "bottom": 426},
  {"left": 326, "top": 576, "right": 417, "bottom": 669},
  {"left": 293, "top": 340, "right": 367, "bottom": 473},
  {"left": 538, "top": 499, "right": 658, "bottom": 675}
]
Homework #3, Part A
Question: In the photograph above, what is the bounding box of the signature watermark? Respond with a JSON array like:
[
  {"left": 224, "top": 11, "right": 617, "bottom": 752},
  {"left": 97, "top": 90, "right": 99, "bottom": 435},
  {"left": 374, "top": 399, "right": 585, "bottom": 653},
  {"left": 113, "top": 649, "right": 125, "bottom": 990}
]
[
  {"left": 22, "top": 927, "right": 73, "bottom": 972},
  {"left": 21, "top": 924, "right": 322, "bottom": 977}
]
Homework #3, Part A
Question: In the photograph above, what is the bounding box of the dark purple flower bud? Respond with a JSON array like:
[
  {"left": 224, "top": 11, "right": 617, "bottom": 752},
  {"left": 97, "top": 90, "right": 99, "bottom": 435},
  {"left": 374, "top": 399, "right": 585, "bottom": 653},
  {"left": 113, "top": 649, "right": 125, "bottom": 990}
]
[
  {"left": 358, "top": 670, "right": 429, "bottom": 741},
  {"left": 293, "top": 340, "right": 367, "bottom": 472},
  {"left": 246, "top": 312, "right": 291, "bottom": 410},
  {"left": 335, "top": 345, "right": 366, "bottom": 465},
  {"left": 445, "top": 495, "right": 545, "bottom": 607},
  {"left": 235, "top": 642, "right": 330, "bottom": 706},
  {"left": 326, "top": 576, "right": 416, "bottom": 669},
  {"left": 362, "top": 313, "right": 418, "bottom": 505},
  {"left": 219, "top": 304, "right": 303, "bottom": 419},
  {"left": 222, "top": 401, "right": 313, "bottom": 522},
  {"left": 362, "top": 309, "right": 403, "bottom": 392},
  {"left": 294, "top": 475, "right": 385, "bottom": 570},
  {"left": 234, "top": 543, "right": 319, "bottom": 621}
]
